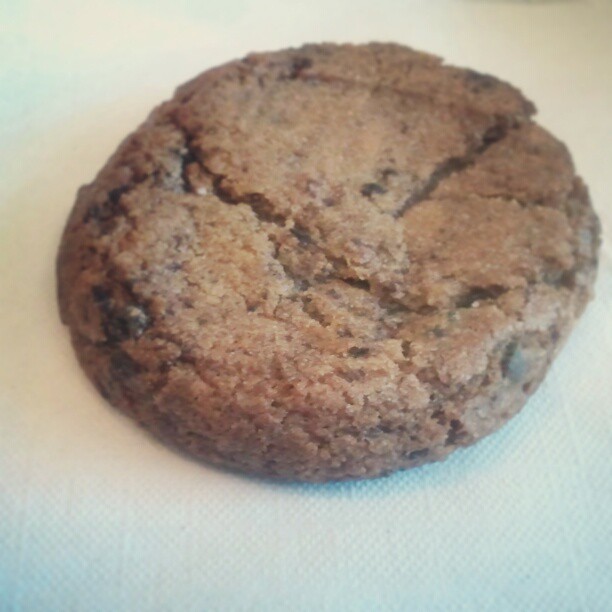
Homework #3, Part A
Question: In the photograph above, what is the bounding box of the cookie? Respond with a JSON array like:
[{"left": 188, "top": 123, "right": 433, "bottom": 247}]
[{"left": 57, "top": 43, "right": 600, "bottom": 482}]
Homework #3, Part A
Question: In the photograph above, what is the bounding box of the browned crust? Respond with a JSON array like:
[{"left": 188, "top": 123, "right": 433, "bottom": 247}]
[{"left": 57, "top": 43, "right": 600, "bottom": 481}]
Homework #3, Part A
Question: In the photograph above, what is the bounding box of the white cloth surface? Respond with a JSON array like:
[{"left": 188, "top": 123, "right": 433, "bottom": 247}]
[{"left": 1, "top": 1, "right": 611, "bottom": 610}]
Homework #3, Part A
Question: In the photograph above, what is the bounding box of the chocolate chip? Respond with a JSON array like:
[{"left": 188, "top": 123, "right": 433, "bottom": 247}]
[
  {"left": 108, "top": 185, "right": 130, "bottom": 205},
  {"left": 290, "top": 226, "right": 312, "bottom": 245},
  {"left": 343, "top": 278, "right": 371, "bottom": 292},
  {"left": 348, "top": 347, "right": 369, "bottom": 358},
  {"left": 456, "top": 285, "right": 506, "bottom": 308},
  {"left": 465, "top": 69, "right": 498, "bottom": 90},
  {"left": 557, "top": 270, "right": 576, "bottom": 290},
  {"left": 408, "top": 448, "right": 429, "bottom": 460},
  {"left": 102, "top": 314, "right": 131, "bottom": 343},
  {"left": 481, "top": 123, "right": 506, "bottom": 146},
  {"left": 285, "top": 56, "right": 313, "bottom": 79},
  {"left": 101, "top": 303, "right": 150, "bottom": 342},
  {"left": 445, "top": 419, "right": 466, "bottom": 446},
  {"left": 91, "top": 285, "right": 112, "bottom": 306},
  {"left": 360, "top": 183, "right": 387, "bottom": 198},
  {"left": 339, "top": 369, "right": 365, "bottom": 382},
  {"left": 501, "top": 341, "right": 527, "bottom": 383},
  {"left": 84, "top": 185, "right": 131, "bottom": 226}
]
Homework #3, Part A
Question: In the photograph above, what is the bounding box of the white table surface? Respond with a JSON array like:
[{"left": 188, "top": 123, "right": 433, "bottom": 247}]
[{"left": 1, "top": 1, "right": 611, "bottom": 610}]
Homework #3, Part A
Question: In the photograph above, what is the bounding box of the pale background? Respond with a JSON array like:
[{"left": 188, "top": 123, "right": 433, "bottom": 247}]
[{"left": 1, "top": 1, "right": 611, "bottom": 610}]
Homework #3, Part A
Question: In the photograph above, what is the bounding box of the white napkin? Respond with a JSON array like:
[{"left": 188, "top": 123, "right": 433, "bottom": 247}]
[{"left": 2, "top": 1, "right": 611, "bottom": 610}]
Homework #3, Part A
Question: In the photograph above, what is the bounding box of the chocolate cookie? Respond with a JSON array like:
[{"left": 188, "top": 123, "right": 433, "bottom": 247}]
[{"left": 57, "top": 43, "right": 600, "bottom": 481}]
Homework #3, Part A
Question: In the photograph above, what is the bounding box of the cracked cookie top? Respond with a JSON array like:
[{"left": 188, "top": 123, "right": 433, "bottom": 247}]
[{"left": 57, "top": 43, "right": 599, "bottom": 481}]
